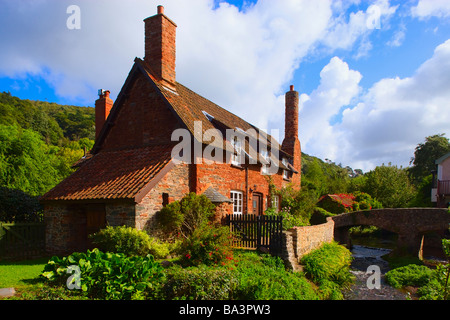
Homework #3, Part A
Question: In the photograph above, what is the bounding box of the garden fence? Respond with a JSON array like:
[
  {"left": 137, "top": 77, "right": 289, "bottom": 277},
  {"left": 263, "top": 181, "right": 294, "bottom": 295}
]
[
  {"left": 227, "top": 214, "right": 283, "bottom": 254},
  {"left": 0, "top": 221, "right": 45, "bottom": 260}
]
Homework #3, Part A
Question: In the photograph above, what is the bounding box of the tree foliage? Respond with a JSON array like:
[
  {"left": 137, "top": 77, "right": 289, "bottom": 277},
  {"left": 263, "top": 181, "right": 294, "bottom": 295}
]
[
  {"left": 0, "top": 92, "right": 95, "bottom": 221},
  {"left": 362, "top": 163, "right": 416, "bottom": 208},
  {"left": 409, "top": 134, "right": 450, "bottom": 182}
]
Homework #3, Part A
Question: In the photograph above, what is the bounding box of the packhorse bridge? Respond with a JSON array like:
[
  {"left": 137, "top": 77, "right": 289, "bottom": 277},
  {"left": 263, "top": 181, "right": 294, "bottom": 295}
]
[{"left": 331, "top": 208, "right": 450, "bottom": 258}]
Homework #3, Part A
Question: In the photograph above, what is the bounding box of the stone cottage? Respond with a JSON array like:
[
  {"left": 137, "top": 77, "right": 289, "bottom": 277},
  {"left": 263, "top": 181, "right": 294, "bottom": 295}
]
[{"left": 40, "top": 6, "right": 302, "bottom": 255}]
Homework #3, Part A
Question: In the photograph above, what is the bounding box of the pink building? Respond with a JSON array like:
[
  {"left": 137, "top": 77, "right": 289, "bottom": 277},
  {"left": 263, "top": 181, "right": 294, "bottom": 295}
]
[{"left": 432, "top": 152, "right": 450, "bottom": 207}]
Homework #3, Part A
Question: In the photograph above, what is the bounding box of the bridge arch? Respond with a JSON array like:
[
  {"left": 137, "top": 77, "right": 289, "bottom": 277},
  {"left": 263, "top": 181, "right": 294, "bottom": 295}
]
[{"left": 330, "top": 208, "right": 450, "bottom": 258}]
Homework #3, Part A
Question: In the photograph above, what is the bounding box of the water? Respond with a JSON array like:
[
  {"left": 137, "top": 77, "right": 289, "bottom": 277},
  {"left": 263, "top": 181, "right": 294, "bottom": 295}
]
[{"left": 343, "top": 244, "right": 409, "bottom": 300}]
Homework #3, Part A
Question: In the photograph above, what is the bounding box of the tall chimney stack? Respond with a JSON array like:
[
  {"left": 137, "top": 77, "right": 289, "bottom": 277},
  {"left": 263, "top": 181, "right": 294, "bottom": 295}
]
[
  {"left": 95, "top": 89, "right": 113, "bottom": 140},
  {"left": 282, "top": 85, "right": 301, "bottom": 186},
  {"left": 144, "top": 5, "right": 177, "bottom": 89}
]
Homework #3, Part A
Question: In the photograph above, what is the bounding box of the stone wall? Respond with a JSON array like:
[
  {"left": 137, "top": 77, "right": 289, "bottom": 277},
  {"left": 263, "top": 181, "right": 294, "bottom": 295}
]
[
  {"left": 136, "top": 163, "right": 191, "bottom": 231},
  {"left": 281, "top": 218, "right": 335, "bottom": 270}
]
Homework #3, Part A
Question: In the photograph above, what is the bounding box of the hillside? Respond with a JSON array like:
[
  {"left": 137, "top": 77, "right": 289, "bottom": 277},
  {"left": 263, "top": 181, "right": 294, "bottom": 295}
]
[
  {"left": 0, "top": 92, "right": 95, "bottom": 207},
  {"left": 0, "top": 91, "right": 95, "bottom": 145}
]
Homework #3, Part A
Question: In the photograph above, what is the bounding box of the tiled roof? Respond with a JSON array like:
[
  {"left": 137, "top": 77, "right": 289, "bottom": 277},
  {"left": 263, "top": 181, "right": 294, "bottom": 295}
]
[
  {"left": 41, "top": 144, "right": 174, "bottom": 202},
  {"left": 136, "top": 58, "right": 285, "bottom": 156}
]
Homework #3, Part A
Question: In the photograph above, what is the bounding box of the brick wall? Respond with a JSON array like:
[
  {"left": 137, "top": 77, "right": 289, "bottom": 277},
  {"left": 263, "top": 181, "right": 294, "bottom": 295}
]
[
  {"left": 101, "top": 73, "right": 182, "bottom": 151},
  {"left": 195, "top": 162, "right": 289, "bottom": 215}
]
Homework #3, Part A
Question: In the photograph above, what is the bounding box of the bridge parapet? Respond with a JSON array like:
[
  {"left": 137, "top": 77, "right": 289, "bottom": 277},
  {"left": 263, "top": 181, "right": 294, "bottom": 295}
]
[{"left": 331, "top": 208, "right": 450, "bottom": 258}]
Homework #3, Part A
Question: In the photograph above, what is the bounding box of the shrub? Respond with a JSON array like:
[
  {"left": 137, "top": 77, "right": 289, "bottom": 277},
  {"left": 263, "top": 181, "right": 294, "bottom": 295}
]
[
  {"left": 91, "top": 225, "right": 174, "bottom": 259},
  {"left": 233, "top": 251, "right": 318, "bottom": 300},
  {"left": 417, "top": 264, "right": 450, "bottom": 300},
  {"left": 178, "top": 223, "right": 234, "bottom": 267},
  {"left": 156, "top": 193, "right": 216, "bottom": 239},
  {"left": 385, "top": 264, "right": 434, "bottom": 289},
  {"left": 352, "top": 191, "right": 383, "bottom": 211},
  {"left": 163, "top": 265, "right": 237, "bottom": 300},
  {"left": 41, "top": 248, "right": 165, "bottom": 300},
  {"left": 309, "top": 207, "right": 336, "bottom": 225},
  {"left": 265, "top": 208, "right": 307, "bottom": 229},
  {"left": 301, "top": 241, "right": 354, "bottom": 299}
]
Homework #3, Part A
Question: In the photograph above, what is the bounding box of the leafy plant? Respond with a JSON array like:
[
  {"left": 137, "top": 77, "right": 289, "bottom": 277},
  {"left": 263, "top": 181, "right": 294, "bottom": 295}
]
[{"left": 41, "top": 248, "right": 165, "bottom": 300}]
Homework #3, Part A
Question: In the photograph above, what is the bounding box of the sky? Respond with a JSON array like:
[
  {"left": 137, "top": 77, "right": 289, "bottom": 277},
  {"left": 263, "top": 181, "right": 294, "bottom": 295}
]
[{"left": 1, "top": 0, "right": 450, "bottom": 172}]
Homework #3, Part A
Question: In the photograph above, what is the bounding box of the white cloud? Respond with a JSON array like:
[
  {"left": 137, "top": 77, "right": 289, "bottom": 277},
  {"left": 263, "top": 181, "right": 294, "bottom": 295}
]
[
  {"left": 6, "top": 0, "right": 436, "bottom": 173},
  {"left": 299, "top": 57, "right": 362, "bottom": 164},
  {"left": 0, "top": 0, "right": 397, "bottom": 114},
  {"left": 301, "top": 39, "right": 450, "bottom": 172},
  {"left": 412, "top": 0, "right": 450, "bottom": 19},
  {"left": 322, "top": 0, "right": 397, "bottom": 56}
]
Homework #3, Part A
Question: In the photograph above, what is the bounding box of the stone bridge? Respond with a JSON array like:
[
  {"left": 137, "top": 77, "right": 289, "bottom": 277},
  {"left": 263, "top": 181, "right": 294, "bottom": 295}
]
[{"left": 331, "top": 208, "right": 450, "bottom": 258}]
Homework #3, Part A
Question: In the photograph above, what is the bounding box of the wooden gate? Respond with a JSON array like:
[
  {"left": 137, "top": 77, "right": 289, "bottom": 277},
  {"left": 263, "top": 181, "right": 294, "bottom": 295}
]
[
  {"left": 227, "top": 214, "right": 283, "bottom": 254},
  {"left": 0, "top": 222, "right": 45, "bottom": 260}
]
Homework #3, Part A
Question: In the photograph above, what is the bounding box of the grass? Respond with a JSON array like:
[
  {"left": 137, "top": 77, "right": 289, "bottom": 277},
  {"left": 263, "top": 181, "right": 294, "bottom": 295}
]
[{"left": 0, "top": 257, "right": 50, "bottom": 288}]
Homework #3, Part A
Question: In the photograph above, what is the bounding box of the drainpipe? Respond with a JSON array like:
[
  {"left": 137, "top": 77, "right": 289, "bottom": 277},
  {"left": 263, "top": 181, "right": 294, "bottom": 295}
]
[{"left": 245, "top": 165, "right": 249, "bottom": 214}]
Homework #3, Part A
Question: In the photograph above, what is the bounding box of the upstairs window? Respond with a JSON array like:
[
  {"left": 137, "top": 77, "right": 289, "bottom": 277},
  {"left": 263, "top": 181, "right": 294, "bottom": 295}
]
[
  {"left": 282, "top": 158, "right": 290, "bottom": 180},
  {"left": 231, "top": 136, "right": 242, "bottom": 166},
  {"left": 260, "top": 149, "right": 270, "bottom": 175}
]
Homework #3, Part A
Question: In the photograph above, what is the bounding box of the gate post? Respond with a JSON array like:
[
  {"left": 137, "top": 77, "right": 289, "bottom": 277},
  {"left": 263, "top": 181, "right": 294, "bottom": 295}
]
[{"left": 256, "top": 215, "right": 262, "bottom": 250}]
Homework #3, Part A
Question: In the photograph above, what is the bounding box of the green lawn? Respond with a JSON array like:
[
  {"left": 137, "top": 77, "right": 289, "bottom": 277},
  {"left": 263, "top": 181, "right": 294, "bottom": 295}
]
[{"left": 0, "top": 257, "right": 50, "bottom": 288}]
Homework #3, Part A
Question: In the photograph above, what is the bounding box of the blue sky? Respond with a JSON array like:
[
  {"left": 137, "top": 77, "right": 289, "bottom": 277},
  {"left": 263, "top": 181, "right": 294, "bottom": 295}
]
[{"left": 1, "top": 0, "right": 450, "bottom": 171}]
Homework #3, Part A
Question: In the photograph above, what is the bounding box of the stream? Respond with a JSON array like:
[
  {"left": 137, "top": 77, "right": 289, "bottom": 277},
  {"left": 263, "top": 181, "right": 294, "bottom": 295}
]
[{"left": 343, "top": 244, "right": 409, "bottom": 300}]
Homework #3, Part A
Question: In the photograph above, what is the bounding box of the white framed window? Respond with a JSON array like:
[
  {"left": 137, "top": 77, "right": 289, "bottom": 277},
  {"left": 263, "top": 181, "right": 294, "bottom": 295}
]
[
  {"left": 260, "top": 148, "right": 270, "bottom": 175},
  {"left": 231, "top": 136, "right": 242, "bottom": 166},
  {"left": 230, "top": 190, "right": 243, "bottom": 214}
]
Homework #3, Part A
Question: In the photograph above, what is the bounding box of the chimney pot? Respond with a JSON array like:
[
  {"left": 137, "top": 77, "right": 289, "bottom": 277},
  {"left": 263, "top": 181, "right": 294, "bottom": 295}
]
[
  {"left": 290, "top": 85, "right": 294, "bottom": 91},
  {"left": 157, "top": 5, "right": 164, "bottom": 15}
]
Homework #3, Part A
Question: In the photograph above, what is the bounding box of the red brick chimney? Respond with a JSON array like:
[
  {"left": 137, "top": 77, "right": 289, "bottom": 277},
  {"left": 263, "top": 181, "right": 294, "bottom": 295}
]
[
  {"left": 282, "top": 85, "right": 301, "bottom": 186},
  {"left": 144, "top": 5, "right": 177, "bottom": 90},
  {"left": 95, "top": 89, "right": 113, "bottom": 140}
]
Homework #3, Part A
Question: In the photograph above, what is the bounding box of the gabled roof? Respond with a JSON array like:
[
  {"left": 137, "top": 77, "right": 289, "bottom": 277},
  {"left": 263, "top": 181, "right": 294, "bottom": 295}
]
[
  {"left": 93, "top": 58, "right": 290, "bottom": 159},
  {"left": 41, "top": 144, "right": 175, "bottom": 202},
  {"left": 42, "top": 57, "right": 294, "bottom": 203},
  {"left": 436, "top": 152, "right": 450, "bottom": 165}
]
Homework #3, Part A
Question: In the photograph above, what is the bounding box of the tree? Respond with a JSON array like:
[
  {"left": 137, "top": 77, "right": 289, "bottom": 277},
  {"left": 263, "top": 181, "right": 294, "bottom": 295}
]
[
  {"left": 0, "top": 125, "right": 61, "bottom": 196},
  {"left": 363, "top": 163, "right": 416, "bottom": 208},
  {"left": 409, "top": 134, "right": 450, "bottom": 182}
]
